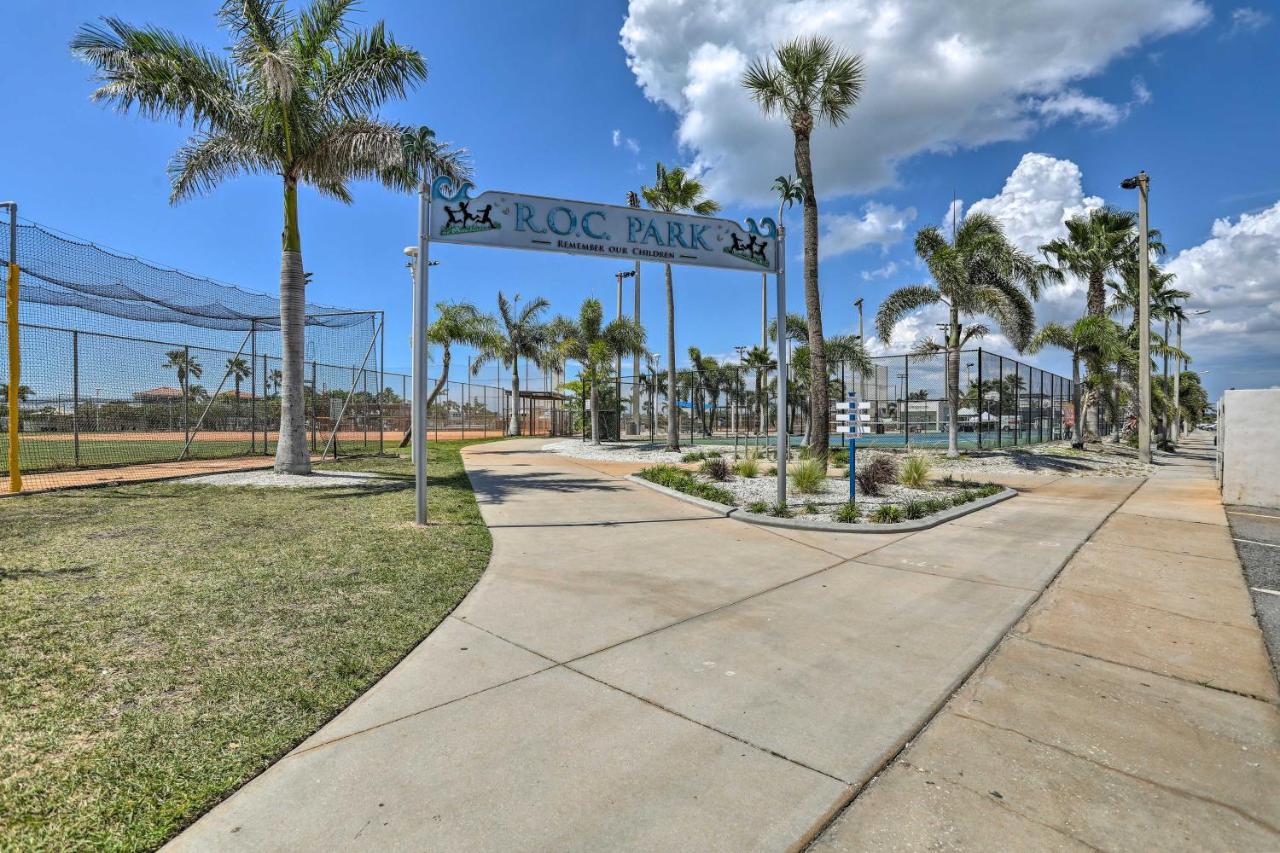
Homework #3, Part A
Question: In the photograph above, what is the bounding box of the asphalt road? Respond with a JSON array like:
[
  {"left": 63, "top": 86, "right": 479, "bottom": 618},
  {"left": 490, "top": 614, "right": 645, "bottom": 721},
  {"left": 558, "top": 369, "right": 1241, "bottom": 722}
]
[{"left": 1228, "top": 504, "right": 1280, "bottom": 675}]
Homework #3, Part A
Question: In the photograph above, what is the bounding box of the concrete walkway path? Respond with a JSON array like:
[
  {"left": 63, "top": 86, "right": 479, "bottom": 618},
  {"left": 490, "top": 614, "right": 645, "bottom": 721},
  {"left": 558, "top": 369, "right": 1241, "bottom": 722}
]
[
  {"left": 171, "top": 439, "right": 1186, "bottom": 851},
  {"left": 815, "top": 432, "right": 1280, "bottom": 851}
]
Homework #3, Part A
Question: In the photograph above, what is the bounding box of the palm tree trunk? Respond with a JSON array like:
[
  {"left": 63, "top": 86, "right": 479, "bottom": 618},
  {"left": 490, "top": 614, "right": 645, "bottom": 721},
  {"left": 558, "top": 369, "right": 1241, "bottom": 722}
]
[
  {"left": 508, "top": 360, "right": 521, "bottom": 436},
  {"left": 1070, "top": 352, "right": 1084, "bottom": 449},
  {"left": 794, "top": 128, "right": 828, "bottom": 461},
  {"left": 399, "top": 346, "right": 451, "bottom": 448},
  {"left": 664, "top": 263, "right": 679, "bottom": 451},
  {"left": 275, "top": 178, "right": 310, "bottom": 474},
  {"left": 1087, "top": 269, "right": 1106, "bottom": 319},
  {"left": 946, "top": 306, "right": 960, "bottom": 458},
  {"left": 590, "top": 369, "right": 600, "bottom": 444},
  {"left": 1112, "top": 361, "right": 1123, "bottom": 443}
]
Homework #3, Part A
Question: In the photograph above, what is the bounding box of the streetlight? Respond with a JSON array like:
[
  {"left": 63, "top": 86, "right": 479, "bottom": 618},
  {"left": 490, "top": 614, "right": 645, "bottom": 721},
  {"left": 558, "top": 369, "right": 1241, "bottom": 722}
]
[
  {"left": 1121, "top": 171, "right": 1151, "bottom": 463},
  {"left": 1173, "top": 307, "right": 1210, "bottom": 443}
]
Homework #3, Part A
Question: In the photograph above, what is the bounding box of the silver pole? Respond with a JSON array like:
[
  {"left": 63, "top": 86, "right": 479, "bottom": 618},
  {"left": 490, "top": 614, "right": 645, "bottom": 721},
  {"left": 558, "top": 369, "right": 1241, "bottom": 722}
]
[
  {"left": 1137, "top": 173, "right": 1151, "bottom": 464},
  {"left": 413, "top": 178, "right": 432, "bottom": 524},
  {"left": 632, "top": 261, "right": 641, "bottom": 435},
  {"left": 760, "top": 272, "right": 768, "bottom": 352},
  {"left": 1173, "top": 314, "right": 1181, "bottom": 444},
  {"left": 775, "top": 226, "right": 788, "bottom": 507}
]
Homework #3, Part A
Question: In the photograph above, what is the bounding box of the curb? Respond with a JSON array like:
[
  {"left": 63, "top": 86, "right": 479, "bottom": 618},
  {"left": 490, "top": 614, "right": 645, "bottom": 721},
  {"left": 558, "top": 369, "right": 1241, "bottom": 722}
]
[
  {"left": 625, "top": 474, "right": 1016, "bottom": 533},
  {"left": 623, "top": 475, "right": 740, "bottom": 517}
]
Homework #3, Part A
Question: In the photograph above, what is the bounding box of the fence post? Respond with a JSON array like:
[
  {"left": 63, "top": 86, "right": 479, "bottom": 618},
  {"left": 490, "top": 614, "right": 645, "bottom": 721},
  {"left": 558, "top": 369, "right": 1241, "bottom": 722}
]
[
  {"left": 183, "top": 344, "right": 191, "bottom": 448},
  {"left": 976, "top": 348, "right": 983, "bottom": 449},
  {"left": 72, "top": 331, "right": 80, "bottom": 466},
  {"left": 263, "top": 352, "right": 270, "bottom": 455},
  {"left": 997, "top": 355, "right": 1004, "bottom": 448},
  {"left": 378, "top": 312, "right": 385, "bottom": 454},
  {"left": 311, "top": 359, "right": 318, "bottom": 451},
  {"left": 249, "top": 321, "right": 257, "bottom": 454},
  {"left": 1039, "top": 370, "right": 1045, "bottom": 443},
  {"left": 903, "top": 356, "right": 910, "bottom": 449}
]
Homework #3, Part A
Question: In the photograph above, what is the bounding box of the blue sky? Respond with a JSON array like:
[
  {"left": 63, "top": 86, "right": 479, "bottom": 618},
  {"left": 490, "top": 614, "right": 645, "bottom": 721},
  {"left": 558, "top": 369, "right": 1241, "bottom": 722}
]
[{"left": 2, "top": 0, "right": 1277, "bottom": 399}]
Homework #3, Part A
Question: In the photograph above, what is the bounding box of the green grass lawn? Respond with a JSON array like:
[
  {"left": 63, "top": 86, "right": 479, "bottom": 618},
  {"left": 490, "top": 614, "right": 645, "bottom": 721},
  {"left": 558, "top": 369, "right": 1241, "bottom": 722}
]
[
  {"left": 0, "top": 440, "right": 495, "bottom": 851},
  {"left": 0, "top": 434, "right": 390, "bottom": 475}
]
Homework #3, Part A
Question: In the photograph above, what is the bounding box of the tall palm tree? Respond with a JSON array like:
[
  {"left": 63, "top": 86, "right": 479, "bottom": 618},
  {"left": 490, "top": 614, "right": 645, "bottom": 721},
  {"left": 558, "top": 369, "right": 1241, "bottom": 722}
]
[
  {"left": 0, "top": 384, "right": 34, "bottom": 405},
  {"left": 554, "top": 298, "right": 646, "bottom": 444},
  {"left": 1041, "top": 207, "right": 1165, "bottom": 319},
  {"left": 398, "top": 301, "right": 495, "bottom": 447},
  {"left": 472, "top": 293, "right": 552, "bottom": 436},
  {"left": 876, "top": 214, "right": 1055, "bottom": 458},
  {"left": 1027, "top": 316, "right": 1126, "bottom": 448},
  {"left": 72, "top": 1, "right": 464, "bottom": 474},
  {"left": 743, "top": 36, "right": 865, "bottom": 461},
  {"left": 743, "top": 345, "right": 775, "bottom": 433},
  {"left": 641, "top": 162, "right": 720, "bottom": 451},
  {"left": 768, "top": 174, "right": 804, "bottom": 348},
  {"left": 226, "top": 356, "right": 251, "bottom": 418},
  {"left": 163, "top": 350, "right": 202, "bottom": 400}
]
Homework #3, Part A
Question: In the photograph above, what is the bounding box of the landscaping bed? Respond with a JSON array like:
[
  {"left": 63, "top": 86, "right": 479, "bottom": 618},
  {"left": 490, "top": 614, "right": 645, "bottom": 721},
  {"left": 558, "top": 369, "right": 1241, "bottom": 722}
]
[
  {"left": 636, "top": 450, "right": 1005, "bottom": 526},
  {"left": 0, "top": 440, "right": 495, "bottom": 851}
]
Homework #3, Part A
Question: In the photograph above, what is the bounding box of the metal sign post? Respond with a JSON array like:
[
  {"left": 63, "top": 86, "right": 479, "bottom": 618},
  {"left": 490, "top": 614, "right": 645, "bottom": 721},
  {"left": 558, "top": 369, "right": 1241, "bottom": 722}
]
[
  {"left": 774, "top": 226, "right": 787, "bottom": 507},
  {"left": 412, "top": 177, "right": 432, "bottom": 525},
  {"left": 835, "top": 392, "right": 870, "bottom": 502}
]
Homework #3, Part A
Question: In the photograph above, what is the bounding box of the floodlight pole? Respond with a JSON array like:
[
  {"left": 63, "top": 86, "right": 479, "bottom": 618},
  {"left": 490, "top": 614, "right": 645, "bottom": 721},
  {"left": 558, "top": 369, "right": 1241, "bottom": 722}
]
[
  {"left": 412, "top": 177, "right": 432, "bottom": 525},
  {"left": 775, "top": 226, "right": 788, "bottom": 507},
  {"left": 3, "top": 200, "right": 18, "bottom": 493},
  {"left": 1135, "top": 173, "right": 1151, "bottom": 464}
]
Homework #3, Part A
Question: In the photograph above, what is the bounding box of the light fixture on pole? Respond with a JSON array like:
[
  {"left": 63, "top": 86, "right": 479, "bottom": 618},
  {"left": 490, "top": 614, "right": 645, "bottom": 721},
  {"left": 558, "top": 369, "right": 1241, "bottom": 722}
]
[
  {"left": 1121, "top": 171, "right": 1151, "bottom": 464},
  {"left": 615, "top": 269, "right": 636, "bottom": 441}
]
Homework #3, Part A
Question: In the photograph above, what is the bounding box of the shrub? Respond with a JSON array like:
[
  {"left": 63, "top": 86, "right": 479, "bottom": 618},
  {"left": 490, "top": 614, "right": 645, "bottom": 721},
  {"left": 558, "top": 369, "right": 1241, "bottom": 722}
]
[
  {"left": 833, "top": 501, "right": 860, "bottom": 524},
  {"left": 706, "top": 450, "right": 722, "bottom": 459},
  {"left": 830, "top": 448, "right": 849, "bottom": 466},
  {"left": 902, "top": 499, "right": 928, "bottom": 520},
  {"left": 637, "top": 464, "right": 734, "bottom": 505},
  {"left": 977, "top": 483, "right": 1002, "bottom": 498},
  {"left": 680, "top": 451, "right": 707, "bottom": 463},
  {"left": 872, "top": 504, "right": 903, "bottom": 524},
  {"left": 790, "top": 459, "right": 827, "bottom": 494},
  {"left": 764, "top": 465, "right": 777, "bottom": 476},
  {"left": 768, "top": 501, "right": 793, "bottom": 518},
  {"left": 746, "top": 500, "right": 769, "bottom": 514},
  {"left": 899, "top": 454, "right": 931, "bottom": 488},
  {"left": 921, "top": 497, "right": 950, "bottom": 514},
  {"left": 954, "top": 489, "right": 980, "bottom": 505},
  {"left": 854, "top": 455, "right": 898, "bottom": 496},
  {"left": 699, "top": 458, "right": 732, "bottom": 481},
  {"left": 802, "top": 500, "right": 819, "bottom": 514},
  {"left": 734, "top": 456, "right": 760, "bottom": 479}
]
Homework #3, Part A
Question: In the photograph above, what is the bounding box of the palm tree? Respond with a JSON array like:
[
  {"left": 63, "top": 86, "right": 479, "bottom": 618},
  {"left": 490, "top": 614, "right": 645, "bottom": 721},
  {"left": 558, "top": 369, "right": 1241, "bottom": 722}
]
[
  {"left": 398, "top": 301, "right": 495, "bottom": 447},
  {"left": 687, "top": 347, "right": 722, "bottom": 436},
  {"left": 1041, "top": 207, "right": 1166, "bottom": 319},
  {"left": 641, "top": 162, "right": 720, "bottom": 451},
  {"left": 554, "top": 298, "right": 646, "bottom": 444},
  {"left": 769, "top": 174, "right": 804, "bottom": 347},
  {"left": 1027, "top": 316, "right": 1126, "bottom": 448},
  {"left": 268, "top": 369, "right": 283, "bottom": 398},
  {"left": 743, "top": 36, "right": 865, "bottom": 462},
  {"left": 1, "top": 382, "right": 34, "bottom": 431},
  {"left": 72, "top": 2, "right": 465, "bottom": 474},
  {"left": 472, "top": 293, "right": 553, "bottom": 436},
  {"left": 743, "top": 345, "right": 775, "bottom": 433},
  {"left": 876, "top": 214, "right": 1055, "bottom": 458},
  {"left": 226, "top": 356, "right": 251, "bottom": 418},
  {"left": 163, "top": 349, "right": 202, "bottom": 402}
]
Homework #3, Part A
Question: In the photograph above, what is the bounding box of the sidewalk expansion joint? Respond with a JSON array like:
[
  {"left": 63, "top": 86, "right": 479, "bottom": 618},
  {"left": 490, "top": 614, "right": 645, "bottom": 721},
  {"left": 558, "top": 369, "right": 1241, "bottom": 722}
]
[
  {"left": 1053, "top": 585, "right": 1260, "bottom": 630},
  {"left": 564, "top": 664, "right": 852, "bottom": 787},
  {"left": 1011, "top": 635, "right": 1280, "bottom": 707},
  {"left": 951, "top": 710, "right": 1280, "bottom": 837}
]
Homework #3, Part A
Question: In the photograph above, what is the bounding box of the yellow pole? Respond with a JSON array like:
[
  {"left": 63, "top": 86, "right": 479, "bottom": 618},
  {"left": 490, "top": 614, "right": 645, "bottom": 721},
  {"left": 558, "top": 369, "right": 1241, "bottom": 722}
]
[{"left": 7, "top": 261, "right": 20, "bottom": 492}]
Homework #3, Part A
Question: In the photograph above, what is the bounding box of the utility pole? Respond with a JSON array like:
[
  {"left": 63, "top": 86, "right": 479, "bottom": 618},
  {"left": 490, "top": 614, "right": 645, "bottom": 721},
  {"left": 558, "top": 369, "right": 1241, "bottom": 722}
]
[
  {"left": 628, "top": 191, "right": 642, "bottom": 436},
  {"left": 1122, "top": 171, "right": 1151, "bottom": 464},
  {"left": 616, "top": 269, "right": 635, "bottom": 441}
]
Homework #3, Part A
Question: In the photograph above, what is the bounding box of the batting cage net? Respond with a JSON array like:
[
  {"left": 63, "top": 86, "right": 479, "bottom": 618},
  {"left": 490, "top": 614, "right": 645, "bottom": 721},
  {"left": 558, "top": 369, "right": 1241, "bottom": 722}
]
[{"left": 0, "top": 216, "right": 403, "bottom": 492}]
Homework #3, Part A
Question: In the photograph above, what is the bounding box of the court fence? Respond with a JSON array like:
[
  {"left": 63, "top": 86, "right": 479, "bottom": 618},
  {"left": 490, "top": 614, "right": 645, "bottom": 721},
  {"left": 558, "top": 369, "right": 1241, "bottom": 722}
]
[{"left": 583, "top": 349, "right": 1094, "bottom": 451}]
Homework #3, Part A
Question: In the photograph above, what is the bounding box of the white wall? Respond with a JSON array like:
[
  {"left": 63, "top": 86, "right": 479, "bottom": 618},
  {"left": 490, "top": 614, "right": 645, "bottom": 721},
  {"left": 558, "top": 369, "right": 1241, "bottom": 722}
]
[{"left": 1220, "top": 389, "right": 1280, "bottom": 509}]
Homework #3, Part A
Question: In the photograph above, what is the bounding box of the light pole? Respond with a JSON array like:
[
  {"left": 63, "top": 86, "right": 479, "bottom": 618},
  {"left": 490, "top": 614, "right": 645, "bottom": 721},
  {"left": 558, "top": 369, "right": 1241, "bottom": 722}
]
[
  {"left": 1121, "top": 171, "right": 1151, "bottom": 463},
  {"left": 854, "top": 297, "right": 865, "bottom": 398},
  {"left": 1174, "top": 308, "right": 1209, "bottom": 443},
  {"left": 616, "top": 269, "right": 636, "bottom": 441},
  {"left": 627, "top": 192, "right": 643, "bottom": 435}
]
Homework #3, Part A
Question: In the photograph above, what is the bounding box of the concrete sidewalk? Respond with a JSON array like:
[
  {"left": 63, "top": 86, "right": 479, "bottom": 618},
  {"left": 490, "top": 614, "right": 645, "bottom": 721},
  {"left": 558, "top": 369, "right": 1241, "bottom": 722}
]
[
  {"left": 167, "top": 437, "right": 1261, "bottom": 852},
  {"left": 815, "top": 432, "right": 1280, "bottom": 851}
]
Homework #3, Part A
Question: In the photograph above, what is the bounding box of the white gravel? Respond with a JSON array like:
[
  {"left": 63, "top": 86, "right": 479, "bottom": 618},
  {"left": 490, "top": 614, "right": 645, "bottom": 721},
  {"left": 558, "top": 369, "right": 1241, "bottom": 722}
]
[
  {"left": 182, "top": 470, "right": 393, "bottom": 488},
  {"left": 543, "top": 440, "right": 693, "bottom": 465}
]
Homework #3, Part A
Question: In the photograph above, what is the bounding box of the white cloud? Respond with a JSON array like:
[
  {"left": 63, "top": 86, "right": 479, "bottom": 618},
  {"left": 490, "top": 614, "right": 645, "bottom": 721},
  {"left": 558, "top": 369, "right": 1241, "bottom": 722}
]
[
  {"left": 861, "top": 260, "right": 900, "bottom": 281},
  {"left": 1166, "top": 202, "right": 1280, "bottom": 363},
  {"left": 821, "top": 202, "right": 917, "bottom": 258},
  {"left": 1229, "top": 7, "right": 1271, "bottom": 35},
  {"left": 611, "top": 129, "right": 642, "bottom": 155},
  {"left": 620, "top": 0, "right": 1208, "bottom": 203}
]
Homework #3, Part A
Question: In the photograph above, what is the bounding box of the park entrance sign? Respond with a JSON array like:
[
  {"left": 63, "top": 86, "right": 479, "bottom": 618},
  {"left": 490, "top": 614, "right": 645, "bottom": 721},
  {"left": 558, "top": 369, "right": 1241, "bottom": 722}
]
[
  {"left": 410, "top": 175, "right": 789, "bottom": 525},
  {"left": 429, "top": 177, "right": 780, "bottom": 274}
]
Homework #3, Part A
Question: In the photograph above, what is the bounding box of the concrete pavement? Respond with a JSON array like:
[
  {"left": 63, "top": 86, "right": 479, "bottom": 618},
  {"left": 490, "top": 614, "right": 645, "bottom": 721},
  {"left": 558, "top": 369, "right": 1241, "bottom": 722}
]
[
  {"left": 1228, "top": 502, "right": 1280, "bottom": 674},
  {"left": 814, "top": 432, "right": 1280, "bottom": 851},
  {"left": 168, "top": 435, "right": 1273, "bottom": 851}
]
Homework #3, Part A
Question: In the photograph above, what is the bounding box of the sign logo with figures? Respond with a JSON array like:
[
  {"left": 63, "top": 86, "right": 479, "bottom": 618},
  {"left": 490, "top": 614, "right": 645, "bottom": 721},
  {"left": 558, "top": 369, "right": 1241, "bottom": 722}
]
[{"left": 429, "top": 177, "right": 779, "bottom": 273}]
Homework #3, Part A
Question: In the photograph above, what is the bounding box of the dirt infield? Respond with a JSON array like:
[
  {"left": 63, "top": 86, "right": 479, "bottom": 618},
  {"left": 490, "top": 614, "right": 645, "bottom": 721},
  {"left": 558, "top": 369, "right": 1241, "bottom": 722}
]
[{"left": 17, "top": 428, "right": 503, "bottom": 443}]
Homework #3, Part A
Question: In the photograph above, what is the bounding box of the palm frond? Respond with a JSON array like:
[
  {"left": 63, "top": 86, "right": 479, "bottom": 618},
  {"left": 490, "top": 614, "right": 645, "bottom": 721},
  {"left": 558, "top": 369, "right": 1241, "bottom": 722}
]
[
  {"left": 875, "top": 285, "right": 942, "bottom": 345},
  {"left": 168, "top": 132, "right": 274, "bottom": 202}
]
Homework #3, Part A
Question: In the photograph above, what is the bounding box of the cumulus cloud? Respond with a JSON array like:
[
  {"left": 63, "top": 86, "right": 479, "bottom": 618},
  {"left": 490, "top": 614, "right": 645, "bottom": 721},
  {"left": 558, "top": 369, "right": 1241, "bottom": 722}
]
[
  {"left": 1166, "top": 202, "right": 1280, "bottom": 363},
  {"left": 620, "top": 0, "right": 1208, "bottom": 203},
  {"left": 861, "top": 260, "right": 901, "bottom": 281},
  {"left": 611, "top": 128, "right": 641, "bottom": 155},
  {"left": 821, "top": 202, "right": 916, "bottom": 258}
]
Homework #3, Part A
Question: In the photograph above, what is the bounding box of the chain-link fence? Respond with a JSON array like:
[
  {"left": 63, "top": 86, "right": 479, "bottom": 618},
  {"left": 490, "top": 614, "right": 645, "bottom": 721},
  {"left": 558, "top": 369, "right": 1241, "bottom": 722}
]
[{"left": 600, "top": 348, "right": 1082, "bottom": 451}]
